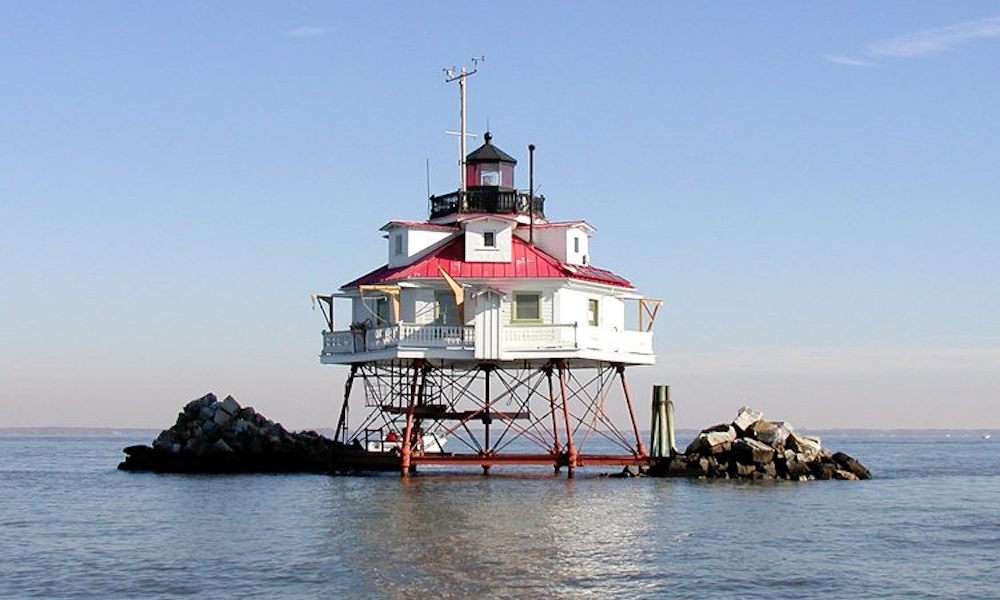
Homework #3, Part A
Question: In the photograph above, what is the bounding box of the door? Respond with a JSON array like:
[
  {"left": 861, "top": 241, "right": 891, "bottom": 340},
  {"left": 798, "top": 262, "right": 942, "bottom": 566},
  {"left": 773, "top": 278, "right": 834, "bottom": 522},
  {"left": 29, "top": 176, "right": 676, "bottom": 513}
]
[{"left": 474, "top": 290, "right": 501, "bottom": 360}]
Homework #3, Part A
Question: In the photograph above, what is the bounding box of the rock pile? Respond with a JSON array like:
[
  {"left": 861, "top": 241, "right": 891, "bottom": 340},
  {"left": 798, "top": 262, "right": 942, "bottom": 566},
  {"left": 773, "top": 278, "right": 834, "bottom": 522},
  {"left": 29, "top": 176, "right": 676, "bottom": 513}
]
[
  {"left": 118, "top": 393, "right": 337, "bottom": 473},
  {"left": 650, "top": 407, "right": 871, "bottom": 481}
]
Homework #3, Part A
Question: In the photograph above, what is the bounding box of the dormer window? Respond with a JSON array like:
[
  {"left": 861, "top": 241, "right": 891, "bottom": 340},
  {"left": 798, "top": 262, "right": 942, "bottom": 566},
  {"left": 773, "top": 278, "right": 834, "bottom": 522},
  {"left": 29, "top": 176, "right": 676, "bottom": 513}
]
[
  {"left": 394, "top": 234, "right": 403, "bottom": 256},
  {"left": 573, "top": 237, "right": 580, "bottom": 253},
  {"left": 483, "top": 231, "right": 496, "bottom": 247}
]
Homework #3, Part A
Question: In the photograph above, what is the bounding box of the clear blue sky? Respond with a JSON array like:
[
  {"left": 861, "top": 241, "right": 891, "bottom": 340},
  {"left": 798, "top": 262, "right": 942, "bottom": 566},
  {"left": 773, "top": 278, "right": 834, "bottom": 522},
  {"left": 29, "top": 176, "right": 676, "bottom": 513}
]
[{"left": 2, "top": 2, "right": 998, "bottom": 429}]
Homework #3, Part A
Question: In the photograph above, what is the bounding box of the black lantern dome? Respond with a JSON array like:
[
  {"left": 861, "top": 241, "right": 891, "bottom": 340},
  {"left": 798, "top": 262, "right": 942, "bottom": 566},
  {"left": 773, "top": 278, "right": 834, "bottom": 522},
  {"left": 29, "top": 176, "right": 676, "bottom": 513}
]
[{"left": 465, "top": 132, "right": 516, "bottom": 189}]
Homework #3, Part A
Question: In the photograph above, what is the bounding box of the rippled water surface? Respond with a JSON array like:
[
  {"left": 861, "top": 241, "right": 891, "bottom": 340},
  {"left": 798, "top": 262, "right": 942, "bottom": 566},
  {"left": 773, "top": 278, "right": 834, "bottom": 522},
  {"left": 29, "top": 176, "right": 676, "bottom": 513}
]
[{"left": 1, "top": 433, "right": 997, "bottom": 599}]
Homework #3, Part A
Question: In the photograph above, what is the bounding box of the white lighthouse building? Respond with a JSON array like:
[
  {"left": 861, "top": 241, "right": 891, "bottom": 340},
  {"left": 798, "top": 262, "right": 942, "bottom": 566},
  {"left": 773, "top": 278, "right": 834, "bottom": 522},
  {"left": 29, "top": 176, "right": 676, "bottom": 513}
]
[
  {"left": 316, "top": 83, "right": 660, "bottom": 476},
  {"left": 324, "top": 132, "right": 654, "bottom": 368}
]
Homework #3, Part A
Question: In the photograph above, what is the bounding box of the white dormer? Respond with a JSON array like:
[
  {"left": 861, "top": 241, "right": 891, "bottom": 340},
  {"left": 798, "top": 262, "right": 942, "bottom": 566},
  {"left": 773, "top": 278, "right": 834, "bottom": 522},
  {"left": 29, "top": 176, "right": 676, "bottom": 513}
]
[
  {"left": 515, "top": 221, "right": 595, "bottom": 266},
  {"left": 463, "top": 215, "right": 514, "bottom": 263},
  {"left": 382, "top": 221, "right": 455, "bottom": 268}
]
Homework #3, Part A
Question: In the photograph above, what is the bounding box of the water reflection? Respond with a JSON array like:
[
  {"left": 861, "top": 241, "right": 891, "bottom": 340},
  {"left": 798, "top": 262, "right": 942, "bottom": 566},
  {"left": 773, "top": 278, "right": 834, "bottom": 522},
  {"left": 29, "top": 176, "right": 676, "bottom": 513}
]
[{"left": 323, "top": 473, "right": 685, "bottom": 597}]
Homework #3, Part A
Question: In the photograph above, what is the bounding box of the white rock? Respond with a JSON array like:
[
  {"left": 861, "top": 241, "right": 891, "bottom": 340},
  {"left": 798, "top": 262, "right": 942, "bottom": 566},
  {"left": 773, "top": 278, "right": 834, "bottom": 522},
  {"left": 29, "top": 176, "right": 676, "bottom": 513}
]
[
  {"left": 773, "top": 420, "right": 794, "bottom": 433},
  {"left": 705, "top": 431, "right": 735, "bottom": 446},
  {"left": 732, "top": 406, "right": 764, "bottom": 433},
  {"left": 787, "top": 432, "right": 821, "bottom": 457}
]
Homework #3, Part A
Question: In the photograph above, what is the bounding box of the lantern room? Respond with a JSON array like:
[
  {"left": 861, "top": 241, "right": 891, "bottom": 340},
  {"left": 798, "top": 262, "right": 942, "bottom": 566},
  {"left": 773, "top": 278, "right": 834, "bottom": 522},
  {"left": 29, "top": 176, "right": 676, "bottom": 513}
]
[{"left": 465, "top": 132, "right": 516, "bottom": 189}]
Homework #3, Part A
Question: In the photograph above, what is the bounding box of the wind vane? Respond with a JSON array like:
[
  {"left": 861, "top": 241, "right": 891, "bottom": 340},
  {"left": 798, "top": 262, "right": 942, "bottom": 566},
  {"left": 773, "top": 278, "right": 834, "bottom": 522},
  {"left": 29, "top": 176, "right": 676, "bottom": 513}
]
[{"left": 444, "top": 56, "right": 485, "bottom": 192}]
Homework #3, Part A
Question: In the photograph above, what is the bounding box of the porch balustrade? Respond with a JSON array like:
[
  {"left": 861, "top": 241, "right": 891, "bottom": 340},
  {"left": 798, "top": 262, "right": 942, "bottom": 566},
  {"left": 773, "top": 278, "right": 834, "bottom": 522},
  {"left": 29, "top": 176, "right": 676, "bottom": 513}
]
[{"left": 322, "top": 323, "right": 652, "bottom": 356}]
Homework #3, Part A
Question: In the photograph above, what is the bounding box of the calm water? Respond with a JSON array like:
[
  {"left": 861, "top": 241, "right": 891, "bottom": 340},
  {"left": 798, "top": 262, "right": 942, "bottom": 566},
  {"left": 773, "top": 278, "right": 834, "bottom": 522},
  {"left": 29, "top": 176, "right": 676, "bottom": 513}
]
[{"left": 1, "top": 432, "right": 997, "bottom": 599}]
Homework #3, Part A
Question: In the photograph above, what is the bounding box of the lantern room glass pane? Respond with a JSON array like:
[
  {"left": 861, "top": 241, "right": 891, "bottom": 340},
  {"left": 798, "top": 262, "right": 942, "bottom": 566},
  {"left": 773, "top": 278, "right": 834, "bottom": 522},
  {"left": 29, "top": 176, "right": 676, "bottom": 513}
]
[{"left": 480, "top": 170, "right": 500, "bottom": 186}]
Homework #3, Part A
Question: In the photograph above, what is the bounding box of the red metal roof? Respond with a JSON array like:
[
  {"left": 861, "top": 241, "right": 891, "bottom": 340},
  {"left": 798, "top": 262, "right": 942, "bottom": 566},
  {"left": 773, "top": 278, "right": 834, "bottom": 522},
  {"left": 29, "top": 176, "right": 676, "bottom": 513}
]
[{"left": 342, "top": 235, "right": 633, "bottom": 289}]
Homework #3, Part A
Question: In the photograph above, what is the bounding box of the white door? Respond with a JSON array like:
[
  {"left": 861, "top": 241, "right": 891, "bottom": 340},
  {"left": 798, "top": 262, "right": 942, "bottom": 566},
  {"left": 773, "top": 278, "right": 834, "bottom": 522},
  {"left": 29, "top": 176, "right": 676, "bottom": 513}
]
[{"left": 474, "top": 291, "right": 501, "bottom": 360}]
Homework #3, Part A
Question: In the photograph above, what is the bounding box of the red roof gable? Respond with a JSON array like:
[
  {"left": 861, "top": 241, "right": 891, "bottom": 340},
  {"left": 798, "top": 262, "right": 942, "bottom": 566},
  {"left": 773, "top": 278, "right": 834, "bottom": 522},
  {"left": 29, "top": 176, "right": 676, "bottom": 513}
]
[{"left": 342, "top": 235, "right": 633, "bottom": 289}]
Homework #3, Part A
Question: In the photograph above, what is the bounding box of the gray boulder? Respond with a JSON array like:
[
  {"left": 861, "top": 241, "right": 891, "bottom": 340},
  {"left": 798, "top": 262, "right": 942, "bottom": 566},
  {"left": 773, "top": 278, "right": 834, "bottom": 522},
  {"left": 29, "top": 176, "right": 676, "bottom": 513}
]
[
  {"left": 833, "top": 469, "right": 859, "bottom": 481},
  {"left": 211, "top": 439, "right": 235, "bottom": 454},
  {"left": 152, "top": 430, "right": 175, "bottom": 450},
  {"left": 833, "top": 452, "right": 872, "bottom": 480},
  {"left": 685, "top": 430, "right": 736, "bottom": 456},
  {"left": 702, "top": 423, "right": 736, "bottom": 436},
  {"left": 733, "top": 438, "right": 775, "bottom": 465},
  {"left": 784, "top": 452, "right": 813, "bottom": 479},
  {"left": 220, "top": 395, "right": 241, "bottom": 416},
  {"left": 786, "top": 432, "right": 821, "bottom": 458},
  {"left": 753, "top": 420, "right": 792, "bottom": 449},
  {"left": 184, "top": 393, "right": 217, "bottom": 415},
  {"left": 214, "top": 407, "right": 233, "bottom": 426}
]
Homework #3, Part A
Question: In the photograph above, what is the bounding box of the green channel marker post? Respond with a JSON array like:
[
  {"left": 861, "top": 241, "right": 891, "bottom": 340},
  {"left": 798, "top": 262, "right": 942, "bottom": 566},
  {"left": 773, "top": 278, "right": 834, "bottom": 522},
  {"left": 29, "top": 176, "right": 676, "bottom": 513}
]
[{"left": 650, "top": 385, "right": 677, "bottom": 458}]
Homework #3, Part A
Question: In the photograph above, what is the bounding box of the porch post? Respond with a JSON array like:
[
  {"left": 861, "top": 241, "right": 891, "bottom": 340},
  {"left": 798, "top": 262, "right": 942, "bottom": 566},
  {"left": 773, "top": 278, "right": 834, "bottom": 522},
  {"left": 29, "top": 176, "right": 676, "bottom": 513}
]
[{"left": 334, "top": 364, "right": 358, "bottom": 444}]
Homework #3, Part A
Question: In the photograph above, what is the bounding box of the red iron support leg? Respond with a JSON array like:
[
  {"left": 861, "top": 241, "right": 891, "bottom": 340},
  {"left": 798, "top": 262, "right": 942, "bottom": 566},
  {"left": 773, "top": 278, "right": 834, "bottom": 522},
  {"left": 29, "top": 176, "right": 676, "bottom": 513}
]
[
  {"left": 545, "top": 366, "right": 562, "bottom": 473},
  {"left": 546, "top": 366, "right": 562, "bottom": 454},
  {"left": 617, "top": 364, "right": 647, "bottom": 457},
  {"left": 558, "top": 361, "right": 577, "bottom": 478},
  {"left": 482, "top": 365, "right": 491, "bottom": 475},
  {"left": 400, "top": 359, "right": 423, "bottom": 477}
]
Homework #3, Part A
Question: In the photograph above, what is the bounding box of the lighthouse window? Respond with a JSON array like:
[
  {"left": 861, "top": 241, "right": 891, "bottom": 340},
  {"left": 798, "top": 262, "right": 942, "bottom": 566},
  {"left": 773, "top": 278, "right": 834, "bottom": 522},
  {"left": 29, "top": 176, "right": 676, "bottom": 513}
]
[
  {"left": 513, "top": 293, "right": 541, "bottom": 322},
  {"left": 481, "top": 170, "right": 500, "bottom": 186},
  {"left": 434, "top": 291, "right": 459, "bottom": 326},
  {"left": 375, "top": 297, "right": 390, "bottom": 325},
  {"left": 588, "top": 299, "right": 599, "bottom": 326},
  {"left": 483, "top": 231, "right": 496, "bottom": 247}
]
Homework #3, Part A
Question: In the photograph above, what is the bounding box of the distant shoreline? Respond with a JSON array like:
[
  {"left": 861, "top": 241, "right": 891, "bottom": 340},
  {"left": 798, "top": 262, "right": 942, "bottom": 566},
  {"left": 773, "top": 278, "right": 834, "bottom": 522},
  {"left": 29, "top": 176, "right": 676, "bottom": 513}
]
[
  {"left": 0, "top": 427, "right": 990, "bottom": 438},
  {"left": 0, "top": 427, "right": 337, "bottom": 438}
]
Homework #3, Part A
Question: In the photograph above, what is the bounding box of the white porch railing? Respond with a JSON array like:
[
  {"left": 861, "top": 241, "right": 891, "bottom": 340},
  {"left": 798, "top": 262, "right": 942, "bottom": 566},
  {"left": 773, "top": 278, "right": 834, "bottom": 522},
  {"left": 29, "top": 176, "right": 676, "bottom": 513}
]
[
  {"left": 398, "top": 323, "right": 474, "bottom": 347},
  {"left": 500, "top": 324, "right": 578, "bottom": 350},
  {"left": 323, "top": 323, "right": 475, "bottom": 355},
  {"left": 502, "top": 324, "right": 654, "bottom": 355},
  {"left": 577, "top": 327, "right": 654, "bottom": 355},
  {"left": 323, "top": 323, "right": 653, "bottom": 356}
]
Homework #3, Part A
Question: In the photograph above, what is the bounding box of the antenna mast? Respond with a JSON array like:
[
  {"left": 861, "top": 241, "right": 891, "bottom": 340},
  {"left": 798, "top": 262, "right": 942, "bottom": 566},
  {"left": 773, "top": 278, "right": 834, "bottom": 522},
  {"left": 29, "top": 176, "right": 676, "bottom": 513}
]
[{"left": 444, "top": 56, "right": 485, "bottom": 193}]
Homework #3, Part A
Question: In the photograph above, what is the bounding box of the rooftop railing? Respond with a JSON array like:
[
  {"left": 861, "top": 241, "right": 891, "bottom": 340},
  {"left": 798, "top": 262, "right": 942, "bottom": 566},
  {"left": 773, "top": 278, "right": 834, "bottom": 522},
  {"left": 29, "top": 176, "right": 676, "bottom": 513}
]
[{"left": 429, "top": 188, "right": 545, "bottom": 220}]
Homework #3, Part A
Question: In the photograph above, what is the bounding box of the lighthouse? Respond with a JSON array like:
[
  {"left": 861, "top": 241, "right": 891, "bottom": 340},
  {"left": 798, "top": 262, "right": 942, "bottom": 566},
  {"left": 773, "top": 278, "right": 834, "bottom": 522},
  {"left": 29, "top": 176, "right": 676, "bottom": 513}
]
[{"left": 315, "top": 76, "right": 660, "bottom": 477}]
